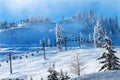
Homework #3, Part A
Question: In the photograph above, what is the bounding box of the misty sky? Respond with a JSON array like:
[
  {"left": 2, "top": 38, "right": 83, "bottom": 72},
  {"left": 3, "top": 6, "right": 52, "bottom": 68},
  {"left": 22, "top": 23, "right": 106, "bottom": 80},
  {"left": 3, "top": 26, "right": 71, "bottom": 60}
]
[{"left": 0, "top": 0, "right": 120, "bottom": 22}]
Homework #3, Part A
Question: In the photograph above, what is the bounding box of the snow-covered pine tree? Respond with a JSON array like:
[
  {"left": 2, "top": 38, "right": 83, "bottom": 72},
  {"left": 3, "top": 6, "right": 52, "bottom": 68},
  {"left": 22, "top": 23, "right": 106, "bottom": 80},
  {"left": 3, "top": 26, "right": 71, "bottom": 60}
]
[
  {"left": 97, "top": 37, "right": 120, "bottom": 71},
  {"left": 0, "top": 22, "right": 2, "bottom": 29},
  {"left": 93, "top": 20, "right": 104, "bottom": 47},
  {"left": 40, "top": 77, "right": 44, "bottom": 80},
  {"left": 63, "top": 36, "right": 67, "bottom": 51},
  {"left": 47, "top": 68, "right": 59, "bottom": 80},
  {"left": 3, "top": 20, "right": 8, "bottom": 29},
  {"left": 10, "top": 20, "right": 16, "bottom": 27},
  {"left": 56, "top": 23, "right": 62, "bottom": 50},
  {"left": 47, "top": 39, "right": 51, "bottom": 47},
  {"left": 114, "top": 16, "right": 119, "bottom": 34},
  {"left": 47, "top": 64, "right": 59, "bottom": 80},
  {"left": 59, "top": 69, "right": 70, "bottom": 80},
  {"left": 88, "top": 10, "right": 97, "bottom": 33},
  {"left": 88, "top": 33, "right": 92, "bottom": 43}
]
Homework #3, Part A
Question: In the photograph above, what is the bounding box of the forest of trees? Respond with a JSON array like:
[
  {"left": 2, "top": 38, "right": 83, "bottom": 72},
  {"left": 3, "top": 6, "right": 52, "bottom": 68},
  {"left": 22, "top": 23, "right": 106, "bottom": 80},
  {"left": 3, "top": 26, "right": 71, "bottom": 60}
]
[
  {"left": 0, "top": 20, "right": 17, "bottom": 29},
  {"left": 0, "top": 10, "right": 120, "bottom": 47},
  {"left": 0, "top": 16, "right": 51, "bottom": 30}
]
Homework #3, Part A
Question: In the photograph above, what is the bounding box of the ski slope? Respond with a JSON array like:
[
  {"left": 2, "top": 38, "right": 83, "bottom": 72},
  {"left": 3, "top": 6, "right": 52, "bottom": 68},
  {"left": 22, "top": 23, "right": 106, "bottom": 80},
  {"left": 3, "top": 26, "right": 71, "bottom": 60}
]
[
  {"left": 0, "top": 47, "right": 120, "bottom": 80},
  {"left": 0, "top": 22, "right": 56, "bottom": 45}
]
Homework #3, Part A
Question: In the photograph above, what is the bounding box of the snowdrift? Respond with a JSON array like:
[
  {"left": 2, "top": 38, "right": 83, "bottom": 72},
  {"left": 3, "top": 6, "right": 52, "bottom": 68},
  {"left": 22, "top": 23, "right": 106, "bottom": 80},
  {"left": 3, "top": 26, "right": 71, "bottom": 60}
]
[{"left": 73, "top": 70, "right": 120, "bottom": 80}]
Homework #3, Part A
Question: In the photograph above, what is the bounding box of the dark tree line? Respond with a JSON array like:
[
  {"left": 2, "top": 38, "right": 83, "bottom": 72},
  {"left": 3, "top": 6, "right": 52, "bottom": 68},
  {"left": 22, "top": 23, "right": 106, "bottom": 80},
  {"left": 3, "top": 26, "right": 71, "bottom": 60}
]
[{"left": 0, "top": 20, "right": 17, "bottom": 29}]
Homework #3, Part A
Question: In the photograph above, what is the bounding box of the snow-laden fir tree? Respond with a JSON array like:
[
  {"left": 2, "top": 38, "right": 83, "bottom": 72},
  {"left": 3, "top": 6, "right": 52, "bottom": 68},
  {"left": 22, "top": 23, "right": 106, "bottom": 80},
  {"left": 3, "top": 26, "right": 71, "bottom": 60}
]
[
  {"left": 10, "top": 20, "right": 16, "bottom": 27},
  {"left": 88, "top": 33, "right": 92, "bottom": 43},
  {"left": 47, "top": 64, "right": 70, "bottom": 80},
  {"left": 47, "top": 63, "right": 59, "bottom": 80},
  {"left": 47, "top": 39, "right": 51, "bottom": 47},
  {"left": 59, "top": 69, "right": 70, "bottom": 80},
  {"left": 97, "top": 37, "right": 120, "bottom": 71},
  {"left": 40, "top": 77, "right": 44, "bottom": 80},
  {"left": 47, "top": 67, "right": 59, "bottom": 80},
  {"left": 93, "top": 20, "right": 104, "bottom": 47},
  {"left": 56, "top": 23, "right": 62, "bottom": 50},
  {"left": 63, "top": 36, "right": 67, "bottom": 51}
]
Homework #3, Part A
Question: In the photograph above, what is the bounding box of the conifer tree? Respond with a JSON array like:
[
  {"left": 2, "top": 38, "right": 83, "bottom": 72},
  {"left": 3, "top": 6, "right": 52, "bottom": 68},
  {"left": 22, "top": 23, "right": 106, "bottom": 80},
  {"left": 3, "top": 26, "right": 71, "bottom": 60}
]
[
  {"left": 63, "top": 36, "right": 67, "bottom": 51},
  {"left": 59, "top": 69, "right": 70, "bottom": 80},
  {"left": 47, "top": 64, "right": 70, "bottom": 80},
  {"left": 40, "top": 77, "right": 44, "bottom": 80},
  {"left": 97, "top": 37, "right": 120, "bottom": 71},
  {"left": 93, "top": 20, "right": 104, "bottom": 47},
  {"left": 47, "top": 64, "right": 59, "bottom": 80},
  {"left": 56, "top": 23, "right": 62, "bottom": 50}
]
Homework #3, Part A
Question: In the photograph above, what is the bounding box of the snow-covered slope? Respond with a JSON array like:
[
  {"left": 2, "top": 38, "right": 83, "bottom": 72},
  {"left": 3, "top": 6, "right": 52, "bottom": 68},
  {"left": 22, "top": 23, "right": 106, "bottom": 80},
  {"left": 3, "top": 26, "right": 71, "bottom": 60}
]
[
  {"left": 73, "top": 70, "right": 120, "bottom": 80},
  {"left": 0, "top": 11, "right": 120, "bottom": 46},
  {"left": 0, "top": 22, "right": 56, "bottom": 46},
  {"left": 59, "top": 20, "right": 90, "bottom": 40},
  {"left": 0, "top": 47, "right": 120, "bottom": 80},
  {"left": 58, "top": 14, "right": 120, "bottom": 46}
]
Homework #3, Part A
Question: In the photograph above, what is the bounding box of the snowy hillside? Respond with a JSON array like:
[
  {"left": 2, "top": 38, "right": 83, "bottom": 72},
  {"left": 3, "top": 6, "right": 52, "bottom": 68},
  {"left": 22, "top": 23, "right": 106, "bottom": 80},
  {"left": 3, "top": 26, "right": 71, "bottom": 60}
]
[
  {"left": 0, "top": 10, "right": 120, "bottom": 46},
  {"left": 0, "top": 47, "right": 120, "bottom": 80},
  {"left": 58, "top": 11, "right": 120, "bottom": 46},
  {"left": 73, "top": 70, "right": 120, "bottom": 80},
  {"left": 0, "top": 22, "right": 56, "bottom": 46}
]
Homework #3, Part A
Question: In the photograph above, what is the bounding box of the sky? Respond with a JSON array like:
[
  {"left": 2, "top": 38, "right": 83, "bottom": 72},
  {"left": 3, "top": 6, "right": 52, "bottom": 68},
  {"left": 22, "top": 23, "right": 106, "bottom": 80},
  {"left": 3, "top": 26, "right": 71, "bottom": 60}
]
[{"left": 0, "top": 0, "right": 120, "bottom": 23}]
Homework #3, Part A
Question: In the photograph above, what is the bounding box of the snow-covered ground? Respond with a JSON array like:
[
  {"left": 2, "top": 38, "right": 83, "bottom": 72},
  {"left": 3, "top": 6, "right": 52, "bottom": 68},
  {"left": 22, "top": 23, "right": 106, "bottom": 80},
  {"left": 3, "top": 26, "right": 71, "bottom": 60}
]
[
  {"left": 0, "top": 47, "right": 120, "bottom": 80},
  {"left": 73, "top": 70, "right": 120, "bottom": 80}
]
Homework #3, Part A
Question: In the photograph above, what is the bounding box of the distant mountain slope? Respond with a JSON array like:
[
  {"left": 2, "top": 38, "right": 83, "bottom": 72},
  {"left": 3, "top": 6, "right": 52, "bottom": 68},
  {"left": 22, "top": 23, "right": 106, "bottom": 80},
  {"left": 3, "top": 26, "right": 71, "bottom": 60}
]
[
  {"left": 0, "top": 10, "right": 120, "bottom": 46},
  {"left": 0, "top": 22, "right": 56, "bottom": 46},
  {"left": 58, "top": 11, "right": 120, "bottom": 46}
]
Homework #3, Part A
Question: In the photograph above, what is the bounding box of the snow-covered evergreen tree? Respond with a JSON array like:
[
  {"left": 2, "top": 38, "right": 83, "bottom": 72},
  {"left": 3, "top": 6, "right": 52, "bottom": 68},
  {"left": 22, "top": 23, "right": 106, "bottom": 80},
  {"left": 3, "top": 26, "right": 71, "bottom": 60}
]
[
  {"left": 2, "top": 20, "right": 8, "bottom": 29},
  {"left": 114, "top": 16, "right": 119, "bottom": 33},
  {"left": 63, "top": 36, "right": 67, "bottom": 51},
  {"left": 9, "top": 20, "right": 17, "bottom": 28},
  {"left": 47, "top": 39, "right": 51, "bottom": 47},
  {"left": 93, "top": 20, "right": 104, "bottom": 47},
  {"left": 97, "top": 37, "right": 120, "bottom": 71},
  {"left": 47, "top": 63, "right": 70, "bottom": 80},
  {"left": 47, "top": 67, "right": 59, "bottom": 80},
  {"left": 88, "top": 33, "right": 92, "bottom": 43},
  {"left": 47, "top": 64, "right": 59, "bottom": 80},
  {"left": 40, "top": 77, "right": 44, "bottom": 80},
  {"left": 59, "top": 70, "right": 70, "bottom": 80},
  {"left": 56, "top": 23, "right": 62, "bottom": 50}
]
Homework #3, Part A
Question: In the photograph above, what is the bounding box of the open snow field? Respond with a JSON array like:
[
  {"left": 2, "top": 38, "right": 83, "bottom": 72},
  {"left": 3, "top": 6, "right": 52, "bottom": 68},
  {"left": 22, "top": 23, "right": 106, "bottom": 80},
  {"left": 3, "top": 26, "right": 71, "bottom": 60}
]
[{"left": 0, "top": 47, "right": 120, "bottom": 80}]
